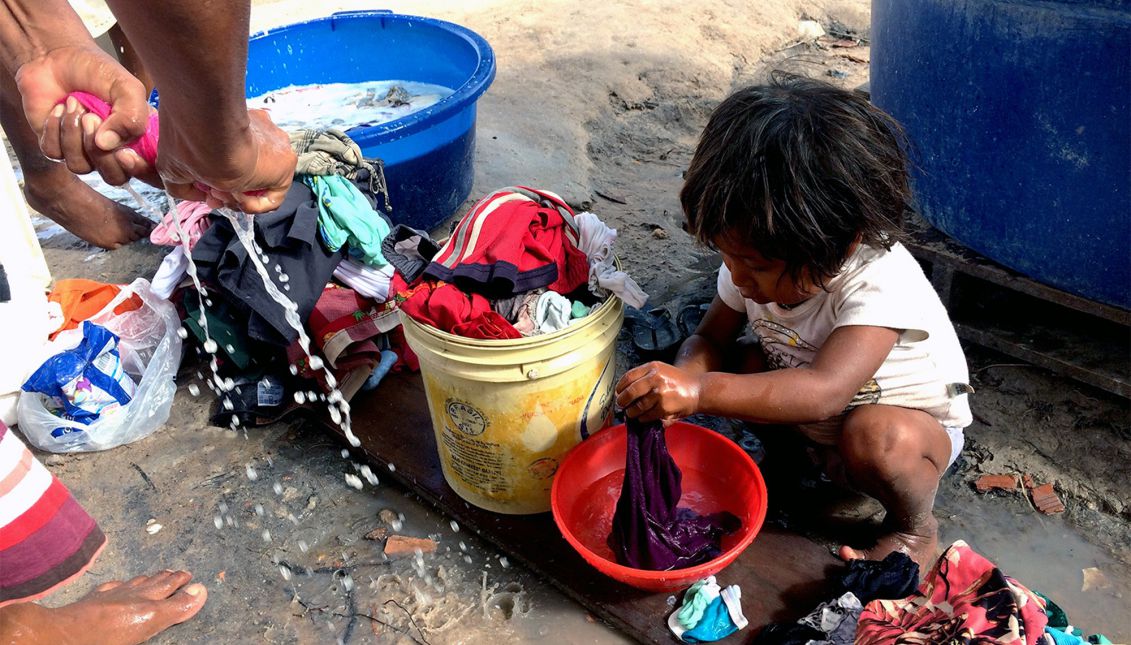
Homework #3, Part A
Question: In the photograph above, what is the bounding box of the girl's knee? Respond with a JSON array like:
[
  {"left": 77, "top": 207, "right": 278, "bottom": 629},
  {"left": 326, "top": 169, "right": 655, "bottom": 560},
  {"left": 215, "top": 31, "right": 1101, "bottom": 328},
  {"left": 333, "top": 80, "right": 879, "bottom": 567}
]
[{"left": 839, "top": 407, "right": 921, "bottom": 473}]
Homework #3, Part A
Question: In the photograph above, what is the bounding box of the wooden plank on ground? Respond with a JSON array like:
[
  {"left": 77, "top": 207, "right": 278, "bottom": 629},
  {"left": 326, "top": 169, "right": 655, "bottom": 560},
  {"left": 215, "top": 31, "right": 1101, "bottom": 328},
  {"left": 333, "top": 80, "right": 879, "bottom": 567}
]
[
  {"left": 904, "top": 215, "right": 1131, "bottom": 326},
  {"left": 340, "top": 372, "right": 839, "bottom": 643}
]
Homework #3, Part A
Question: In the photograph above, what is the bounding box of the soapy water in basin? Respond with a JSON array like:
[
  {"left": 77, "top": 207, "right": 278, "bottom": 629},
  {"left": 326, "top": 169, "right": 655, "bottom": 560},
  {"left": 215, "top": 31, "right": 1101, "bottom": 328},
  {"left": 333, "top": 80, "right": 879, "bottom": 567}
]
[{"left": 248, "top": 80, "right": 453, "bottom": 132}]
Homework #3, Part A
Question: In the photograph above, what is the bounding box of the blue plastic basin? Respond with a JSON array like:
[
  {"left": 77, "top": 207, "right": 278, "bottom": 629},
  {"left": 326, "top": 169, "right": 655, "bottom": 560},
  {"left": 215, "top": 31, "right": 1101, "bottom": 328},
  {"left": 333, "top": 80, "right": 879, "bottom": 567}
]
[
  {"left": 246, "top": 11, "right": 496, "bottom": 230},
  {"left": 871, "top": 0, "right": 1131, "bottom": 309}
]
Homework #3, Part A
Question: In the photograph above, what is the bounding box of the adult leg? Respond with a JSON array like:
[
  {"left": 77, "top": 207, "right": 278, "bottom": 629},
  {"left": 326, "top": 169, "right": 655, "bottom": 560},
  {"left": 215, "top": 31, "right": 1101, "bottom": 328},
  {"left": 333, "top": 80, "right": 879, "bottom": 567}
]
[
  {"left": 835, "top": 404, "right": 953, "bottom": 573},
  {"left": 0, "top": 572, "right": 207, "bottom": 645},
  {"left": 0, "top": 423, "right": 207, "bottom": 642},
  {"left": 0, "top": 60, "right": 151, "bottom": 249}
]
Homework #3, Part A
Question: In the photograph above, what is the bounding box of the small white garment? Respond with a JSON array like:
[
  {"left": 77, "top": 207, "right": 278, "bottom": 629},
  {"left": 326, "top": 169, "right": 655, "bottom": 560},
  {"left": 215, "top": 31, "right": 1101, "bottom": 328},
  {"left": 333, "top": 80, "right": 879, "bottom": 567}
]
[
  {"left": 534, "top": 291, "right": 572, "bottom": 334},
  {"left": 575, "top": 211, "right": 648, "bottom": 309},
  {"left": 333, "top": 259, "right": 395, "bottom": 302},
  {"left": 151, "top": 246, "right": 189, "bottom": 300},
  {"left": 720, "top": 585, "right": 748, "bottom": 631}
]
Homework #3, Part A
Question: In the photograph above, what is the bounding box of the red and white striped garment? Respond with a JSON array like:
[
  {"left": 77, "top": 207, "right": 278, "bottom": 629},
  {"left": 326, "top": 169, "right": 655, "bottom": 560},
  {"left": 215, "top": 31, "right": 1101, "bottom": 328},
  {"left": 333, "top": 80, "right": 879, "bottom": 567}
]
[
  {"left": 425, "top": 187, "right": 590, "bottom": 299},
  {"left": 0, "top": 422, "right": 105, "bottom": 607}
]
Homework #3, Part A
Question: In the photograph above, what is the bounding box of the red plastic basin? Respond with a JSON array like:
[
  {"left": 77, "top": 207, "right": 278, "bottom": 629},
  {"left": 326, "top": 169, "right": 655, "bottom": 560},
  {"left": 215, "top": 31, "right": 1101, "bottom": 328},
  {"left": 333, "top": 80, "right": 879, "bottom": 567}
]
[{"left": 550, "top": 421, "right": 767, "bottom": 592}]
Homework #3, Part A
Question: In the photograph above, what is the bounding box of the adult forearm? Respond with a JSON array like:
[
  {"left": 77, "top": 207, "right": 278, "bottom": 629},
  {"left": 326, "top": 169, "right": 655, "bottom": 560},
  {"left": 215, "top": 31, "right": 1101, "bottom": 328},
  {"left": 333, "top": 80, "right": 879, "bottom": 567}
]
[
  {"left": 103, "top": 0, "right": 251, "bottom": 149},
  {"left": 0, "top": 0, "right": 91, "bottom": 72},
  {"left": 696, "top": 368, "right": 851, "bottom": 424}
]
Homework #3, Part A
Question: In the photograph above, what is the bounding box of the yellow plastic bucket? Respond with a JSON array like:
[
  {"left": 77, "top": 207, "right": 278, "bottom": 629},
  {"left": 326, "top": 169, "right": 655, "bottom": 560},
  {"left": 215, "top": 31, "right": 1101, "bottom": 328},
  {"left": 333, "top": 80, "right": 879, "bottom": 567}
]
[{"left": 401, "top": 297, "right": 624, "bottom": 514}]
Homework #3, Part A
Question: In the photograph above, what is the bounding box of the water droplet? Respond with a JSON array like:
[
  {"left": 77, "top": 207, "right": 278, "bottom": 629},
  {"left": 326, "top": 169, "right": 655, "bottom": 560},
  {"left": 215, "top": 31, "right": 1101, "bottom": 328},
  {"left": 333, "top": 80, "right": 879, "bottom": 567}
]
[
  {"left": 666, "top": 595, "right": 677, "bottom": 607},
  {"left": 279, "top": 565, "right": 292, "bottom": 581},
  {"left": 450, "top": 520, "right": 460, "bottom": 533},
  {"left": 188, "top": 384, "right": 200, "bottom": 396},
  {"left": 278, "top": 273, "right": 290, "bottom": 283},
  {"left": 213, "top": 514, "right": 223, "bottom": 529},
  {"left": 298, "top": 540, "right": 309, "bottom": 553},
  {"left": 294, "top": 391, "right": 306, "bottom": 404},
  {"left": 344, "top": 473, "right": 363, "bottom": 490},
  {"left": 261, "top": 529, "right": 272, "bottom": 542},
  {"left": 254, "top": 504, "right": 264, "bottom": 516},
  {"left": 245, "top": 464, "right": 258, "bottom": 480},
  {"left": 308, "top": 356, "right": 324, "bottom": 371},
  {"left": 219, "top": 502, "right": 228, "bottom": 513},
  {"left": 360, "top": 465, "right": 378, "bottom": 486},
  {"left": 204, "top": 298, "right": 213, "bottom": 307},
  {"left": 284, "top": 284, "right": 291, "bottom": 291},
  {"left": 499, "top": 556, "right": 510, "bottom": 568},
  {"left": 223, "top": 398, "right": 235, "bottom": 411},
  {"left": 341, "top": 574, "right": 354, "bottom": 592},
  {"left": 146, "top": 522, "right": 163, "bottom": 535},
  {"left": 203, "top": 339, "right": 218, "bottom": 353},
  {"left": 177, "top": 327, "right": 189, "bottom": 339},
  {"left": 289, "top": 364, "right": 299, "bottom": 375},
  {"left": 230, "top": 416, "right": 241, "bottom": 428},
  {"left": 273, "top": 482, "right": 283, "bottom": 495},
  {"left": 463, "top": 555, "right": 473, "bottom": 564},
  {"left": 225, "top": 344, "right": 235, "bottom": 353},
  {"left": 387, "top": 463, "right": 396, "bottom": 473},
  {"left": 329, "top": 406, "right": 342, "bottom": 425},
  {"left": 340, "top": 449, "right": 349, "bottom": 458}
]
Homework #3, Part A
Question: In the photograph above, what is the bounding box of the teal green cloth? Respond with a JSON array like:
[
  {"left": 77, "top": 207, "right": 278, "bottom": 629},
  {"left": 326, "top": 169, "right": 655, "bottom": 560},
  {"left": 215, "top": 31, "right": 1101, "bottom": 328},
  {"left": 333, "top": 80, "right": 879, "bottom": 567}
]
[
  {"left": 571, "top": 300, "right": 590, "bottom": 319},
  {"left": 676, "top": 579, "right": 714, "bottom": 630},
  {"left": 304, "top": 174, "right": 390, "bottom": 267},
  {"left": 1046, "top": 627, "right": 1086, "bottom": 645},
  {"left": 1037, "top": 592, "right": 1069, "bottom": 630},
  {"left": 683, "top": 597, "right": 739, "bottom": 643}
]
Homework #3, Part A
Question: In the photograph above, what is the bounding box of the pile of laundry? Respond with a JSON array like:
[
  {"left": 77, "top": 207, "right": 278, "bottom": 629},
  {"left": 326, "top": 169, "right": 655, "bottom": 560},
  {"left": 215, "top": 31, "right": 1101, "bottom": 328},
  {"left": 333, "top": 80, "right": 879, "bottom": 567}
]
[
  {"left": 144, "top": 129, "right": 645, "bottom": 429},
  {"left": 144, "top": 128, "right": 411, "bottom": 427},
  {"left": 749, "top": 541, "right": 1113, "bottom": 645},
  {"left": 393, "top": 186, "right": 647, "bottom": 340}
]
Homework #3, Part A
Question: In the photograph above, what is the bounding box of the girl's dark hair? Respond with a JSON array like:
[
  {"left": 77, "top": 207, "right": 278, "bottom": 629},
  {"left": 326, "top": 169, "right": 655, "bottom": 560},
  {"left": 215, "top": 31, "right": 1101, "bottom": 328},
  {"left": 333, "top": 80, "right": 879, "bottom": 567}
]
[{"left": 681, "top": 72, "right": 911, "bottom": 287}]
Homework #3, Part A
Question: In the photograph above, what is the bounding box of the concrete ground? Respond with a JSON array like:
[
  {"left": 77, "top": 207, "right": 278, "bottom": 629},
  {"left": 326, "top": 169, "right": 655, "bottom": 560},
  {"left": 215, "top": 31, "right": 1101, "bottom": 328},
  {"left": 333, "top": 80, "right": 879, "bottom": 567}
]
[{"left": 15, "top": 1, "right": 1130, "bottom": 643}]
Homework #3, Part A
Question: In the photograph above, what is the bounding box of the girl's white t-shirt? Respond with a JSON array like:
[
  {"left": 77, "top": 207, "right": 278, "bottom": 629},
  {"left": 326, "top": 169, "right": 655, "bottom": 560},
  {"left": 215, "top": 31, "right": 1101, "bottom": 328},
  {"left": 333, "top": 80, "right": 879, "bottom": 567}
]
[{"left": 717, "top": 242, "right": 973, "bottom": 433}]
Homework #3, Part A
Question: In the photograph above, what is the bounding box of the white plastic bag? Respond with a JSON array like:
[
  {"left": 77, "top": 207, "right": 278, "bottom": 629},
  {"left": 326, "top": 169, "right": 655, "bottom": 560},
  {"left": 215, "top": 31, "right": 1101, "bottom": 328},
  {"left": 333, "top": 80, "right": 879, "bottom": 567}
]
[{"left": 18, "top": 278, "right": 182, "bottom": 452}]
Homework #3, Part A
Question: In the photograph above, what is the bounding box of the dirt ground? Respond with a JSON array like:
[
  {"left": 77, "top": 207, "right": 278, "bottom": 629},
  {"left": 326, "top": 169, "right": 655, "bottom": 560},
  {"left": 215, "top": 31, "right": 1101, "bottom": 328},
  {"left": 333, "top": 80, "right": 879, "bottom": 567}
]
[{"left": 15, "top": 0, "right": 1130, "bottom": 642}]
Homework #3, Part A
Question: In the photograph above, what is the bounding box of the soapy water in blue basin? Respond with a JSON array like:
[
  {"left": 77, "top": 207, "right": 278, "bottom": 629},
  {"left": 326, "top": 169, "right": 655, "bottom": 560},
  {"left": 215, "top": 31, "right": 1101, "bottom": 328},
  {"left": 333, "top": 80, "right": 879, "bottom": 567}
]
[{"left": 248, "top": 80, "right": 454, "bottom": 133}]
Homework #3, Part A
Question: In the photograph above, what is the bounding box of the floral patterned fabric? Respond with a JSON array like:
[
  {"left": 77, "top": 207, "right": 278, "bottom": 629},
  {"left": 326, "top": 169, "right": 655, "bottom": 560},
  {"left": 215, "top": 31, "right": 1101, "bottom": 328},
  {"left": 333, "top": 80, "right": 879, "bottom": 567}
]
[{"left": 856, "top": 540, "right": 1048, "bottom": 645}]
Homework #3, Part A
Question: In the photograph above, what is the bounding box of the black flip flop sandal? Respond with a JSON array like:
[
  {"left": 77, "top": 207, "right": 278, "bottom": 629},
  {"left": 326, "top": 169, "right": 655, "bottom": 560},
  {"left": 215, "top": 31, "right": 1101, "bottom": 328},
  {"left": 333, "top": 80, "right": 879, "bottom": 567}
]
[
  {"left": 629, "top": 307, "right": 682, "bottom": 362},
  {"left": 677, "top": 302, "right": 710, "bottom": 338}
]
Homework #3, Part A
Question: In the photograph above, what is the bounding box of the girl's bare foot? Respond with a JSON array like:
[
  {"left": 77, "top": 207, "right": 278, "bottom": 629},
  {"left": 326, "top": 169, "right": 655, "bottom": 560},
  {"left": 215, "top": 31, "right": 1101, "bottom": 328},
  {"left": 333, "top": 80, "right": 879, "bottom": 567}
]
[{"left": 839, "top": 515, "right": 939, "bottom": 575}]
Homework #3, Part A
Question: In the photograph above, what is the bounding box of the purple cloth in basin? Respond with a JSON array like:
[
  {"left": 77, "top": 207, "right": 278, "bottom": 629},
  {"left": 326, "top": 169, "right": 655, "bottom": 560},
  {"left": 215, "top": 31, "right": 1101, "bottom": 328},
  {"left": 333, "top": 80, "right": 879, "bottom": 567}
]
[{"left": 609, "top": 418, "right": 740, "bottom": 571}]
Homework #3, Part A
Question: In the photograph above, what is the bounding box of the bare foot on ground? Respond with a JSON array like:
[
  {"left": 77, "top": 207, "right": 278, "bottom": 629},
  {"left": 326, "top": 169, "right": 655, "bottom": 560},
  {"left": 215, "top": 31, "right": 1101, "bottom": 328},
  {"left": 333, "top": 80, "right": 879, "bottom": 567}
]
[
  {"left": 23, "top": 166, "right": 153, "bottom": 250},
  {"left": 838, "top": 515, "right": 939, "bottom": 575},
  {"left": 0, "top": 570, "right": 207, "bottom": 644}
]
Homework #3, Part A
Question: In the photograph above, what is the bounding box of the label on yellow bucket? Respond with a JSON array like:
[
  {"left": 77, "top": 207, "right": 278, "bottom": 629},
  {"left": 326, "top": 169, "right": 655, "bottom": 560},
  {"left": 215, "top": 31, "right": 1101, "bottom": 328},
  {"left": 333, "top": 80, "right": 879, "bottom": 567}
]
[{"left": 424, "top": 354, "right": 616, "bottom": 514}]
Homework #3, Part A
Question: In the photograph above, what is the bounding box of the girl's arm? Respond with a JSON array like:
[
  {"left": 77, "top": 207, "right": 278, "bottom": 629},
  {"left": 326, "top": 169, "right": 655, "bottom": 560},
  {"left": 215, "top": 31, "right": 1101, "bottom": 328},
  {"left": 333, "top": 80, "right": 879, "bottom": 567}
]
[{"left": 617, "top": 324, "right": 898, "bottom": 424}]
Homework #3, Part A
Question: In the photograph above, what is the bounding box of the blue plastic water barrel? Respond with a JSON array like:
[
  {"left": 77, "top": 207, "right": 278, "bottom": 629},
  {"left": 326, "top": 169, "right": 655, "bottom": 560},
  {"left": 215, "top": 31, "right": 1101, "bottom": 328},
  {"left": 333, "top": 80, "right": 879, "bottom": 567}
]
[
  {"left": 246, "top": 11, "right": 496, "bottom": 231},
  {"left": 871, "top": 1, "right": 1131, "bottom": 309}
]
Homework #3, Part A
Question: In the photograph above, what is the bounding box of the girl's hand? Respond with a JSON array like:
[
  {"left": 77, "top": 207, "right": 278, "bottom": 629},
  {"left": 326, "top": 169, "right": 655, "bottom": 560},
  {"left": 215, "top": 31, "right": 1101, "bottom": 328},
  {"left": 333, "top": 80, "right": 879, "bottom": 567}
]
[{"left": 615, "top": 362, "right": 702, "bottom": 423}]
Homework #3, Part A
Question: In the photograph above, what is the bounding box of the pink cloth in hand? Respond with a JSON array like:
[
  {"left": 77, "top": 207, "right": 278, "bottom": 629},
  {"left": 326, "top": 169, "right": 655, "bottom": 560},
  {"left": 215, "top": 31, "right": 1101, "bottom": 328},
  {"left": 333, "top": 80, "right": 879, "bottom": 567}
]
[
  {"left": 67, "top": 91, "right": 160, "bottom": 166},
  {"left": 150, "top": 200, "right": 212, "bottom": 250}
]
